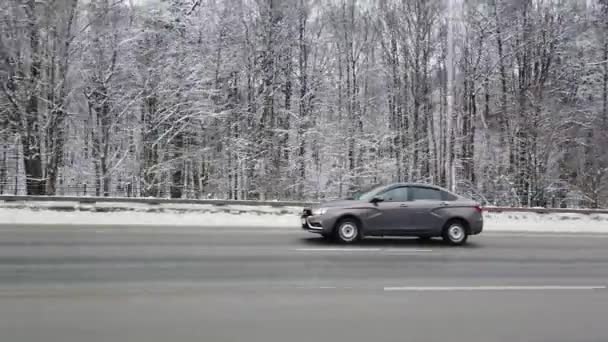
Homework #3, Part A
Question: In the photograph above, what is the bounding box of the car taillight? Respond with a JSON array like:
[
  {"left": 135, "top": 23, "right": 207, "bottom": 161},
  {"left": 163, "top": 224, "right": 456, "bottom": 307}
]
[{"left": 474, "top": 205, "right": 483, "bottom": 213}]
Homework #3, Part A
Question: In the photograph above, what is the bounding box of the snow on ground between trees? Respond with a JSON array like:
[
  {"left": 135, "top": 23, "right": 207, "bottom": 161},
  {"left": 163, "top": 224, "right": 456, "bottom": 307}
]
[{"left": 1, "top": 202, "right": 608, "bottom": 233}]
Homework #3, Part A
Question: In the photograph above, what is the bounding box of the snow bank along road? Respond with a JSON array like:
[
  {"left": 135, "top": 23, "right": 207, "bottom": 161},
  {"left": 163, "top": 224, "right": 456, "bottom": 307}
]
[
  {"left": 1, "top": 224, "right": 608, "bottom": 342},
  {"left": 2, "top": 199, "right": 608, "bottom": 233}
]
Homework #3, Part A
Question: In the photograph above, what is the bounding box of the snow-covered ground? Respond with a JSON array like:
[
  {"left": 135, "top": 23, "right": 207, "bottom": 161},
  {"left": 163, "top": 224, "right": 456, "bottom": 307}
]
[
  {"left": 483, "top": 212, "right": 608, "bottom": 233},
  {"left": 1, "top": 201, "right": 608, "bottom": 233},
  {"left": 0, "top": 201, "right": 302, "bottom": 228}
]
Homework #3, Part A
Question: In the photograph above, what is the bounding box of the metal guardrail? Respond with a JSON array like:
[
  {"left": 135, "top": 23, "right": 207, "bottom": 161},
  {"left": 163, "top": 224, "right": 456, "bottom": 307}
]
[
  {"left": 0, "top": 195, "right": 317, "bottom": 208},
  {"left": 481, "top": 206, "right": 608, "bottom": 215},
  {"left": 1, "top": 195, "right": 608, "bottom": 214}
]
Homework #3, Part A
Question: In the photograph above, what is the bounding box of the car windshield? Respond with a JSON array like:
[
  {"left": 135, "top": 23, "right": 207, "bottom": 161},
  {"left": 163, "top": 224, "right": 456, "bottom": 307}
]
[{"left": 354, "top": 185, "right": 387, "bottom": 201}]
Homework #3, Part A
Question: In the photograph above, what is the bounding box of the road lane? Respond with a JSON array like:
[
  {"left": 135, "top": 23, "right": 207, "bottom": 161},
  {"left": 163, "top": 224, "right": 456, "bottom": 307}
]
[{"left": 0, "top": 225, "right": 607, "bottom": 341}]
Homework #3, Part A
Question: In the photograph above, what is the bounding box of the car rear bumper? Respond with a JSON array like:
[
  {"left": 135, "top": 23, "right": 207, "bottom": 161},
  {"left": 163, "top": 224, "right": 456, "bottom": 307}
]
[{"left": 470, "top": 218, "right": 483, "bottom": 235}]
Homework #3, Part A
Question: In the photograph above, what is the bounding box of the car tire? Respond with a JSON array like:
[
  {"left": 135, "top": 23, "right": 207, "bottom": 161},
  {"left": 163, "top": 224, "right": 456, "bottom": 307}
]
[
  {"left": 334, "top": 218, "right": 361, "bottom": 244},
  {"left": 442, "top": 220, "right": 469, "bottom": 246}
]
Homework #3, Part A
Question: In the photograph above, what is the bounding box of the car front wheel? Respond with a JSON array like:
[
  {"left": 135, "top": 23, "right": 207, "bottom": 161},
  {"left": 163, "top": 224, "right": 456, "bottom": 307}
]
[
  {"left": 442, "top": 221, "right": 468, "bottom": 246},
  {"left": 335, "top": 219, "right": 360, "bottom": 244}
]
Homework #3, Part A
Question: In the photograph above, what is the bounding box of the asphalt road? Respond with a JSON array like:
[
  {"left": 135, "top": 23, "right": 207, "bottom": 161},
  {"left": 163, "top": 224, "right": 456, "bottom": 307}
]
[{"left": 1, "top": 224, "right": 608, "bottom": 342}]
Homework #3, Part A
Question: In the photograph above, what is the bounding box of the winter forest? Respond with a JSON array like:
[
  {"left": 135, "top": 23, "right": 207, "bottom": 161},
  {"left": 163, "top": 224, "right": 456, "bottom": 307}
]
[{"left": 1, "top": 0, "right": 607, "bottom": 207}]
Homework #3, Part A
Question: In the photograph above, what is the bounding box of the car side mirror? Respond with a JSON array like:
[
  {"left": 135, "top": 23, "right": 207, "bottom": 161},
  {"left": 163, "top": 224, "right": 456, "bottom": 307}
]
[{"left": 370, "top": 196, "right": 384, "bottom": 204}]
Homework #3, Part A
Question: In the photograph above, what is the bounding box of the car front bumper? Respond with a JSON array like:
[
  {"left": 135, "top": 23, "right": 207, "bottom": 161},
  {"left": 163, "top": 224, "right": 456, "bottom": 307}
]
[
  {"left": 301, "top": 215, "right": 324, "bottom": 232},
  {"left": 301, "top": 211, "right": 336, "bottom": 234}
]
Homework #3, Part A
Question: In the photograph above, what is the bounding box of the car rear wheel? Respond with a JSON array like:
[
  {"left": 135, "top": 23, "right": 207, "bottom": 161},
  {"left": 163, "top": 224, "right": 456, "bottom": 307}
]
[
  {"left": 334, "top": 218, "right": 360, "bottom": 244},
  {"left": 442, "top": 220, "right": 468, "bottom": 246}
]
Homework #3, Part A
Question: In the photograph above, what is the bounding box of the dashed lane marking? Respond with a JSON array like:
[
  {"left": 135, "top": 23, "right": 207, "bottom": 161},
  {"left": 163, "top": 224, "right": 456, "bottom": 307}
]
[
  {"left": 294, "top": 248, "right": 432, "bottom": 253},
  {"left": 383, "top": 285, "right": 607, "bottom": 292}
]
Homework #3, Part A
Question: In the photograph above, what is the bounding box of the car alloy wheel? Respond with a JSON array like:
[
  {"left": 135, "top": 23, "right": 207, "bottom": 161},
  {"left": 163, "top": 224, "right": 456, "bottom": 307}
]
[
  {"left": 443, "top": 222, "right": 468, "bottom": 245},
  {"left": 336, "top": 220, "right": 360, "bottom": 243}
]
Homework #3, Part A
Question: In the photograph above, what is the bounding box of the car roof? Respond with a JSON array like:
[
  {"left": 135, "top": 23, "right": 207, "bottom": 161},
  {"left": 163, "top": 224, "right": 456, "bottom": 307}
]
[{"left": 386, "top": 183, "right": 449, "bottom": 192}]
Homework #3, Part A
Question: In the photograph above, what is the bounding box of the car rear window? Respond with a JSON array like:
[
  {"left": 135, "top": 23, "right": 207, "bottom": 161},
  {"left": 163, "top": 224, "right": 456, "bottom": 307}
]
[
  {"left": 409, "top": 187, "right": 443, "bottom": 201},
  {"left": 442, "top": 191, "right": 459, "bottom": 201}
]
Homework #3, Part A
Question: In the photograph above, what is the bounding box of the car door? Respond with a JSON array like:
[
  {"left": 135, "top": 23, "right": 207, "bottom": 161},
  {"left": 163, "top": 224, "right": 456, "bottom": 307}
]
[
  {"left": 407, "top": 186, "right": 446, "bottom": 232},
  {"left": 367, "top": 186, "right": 411, "bottom": 233}
]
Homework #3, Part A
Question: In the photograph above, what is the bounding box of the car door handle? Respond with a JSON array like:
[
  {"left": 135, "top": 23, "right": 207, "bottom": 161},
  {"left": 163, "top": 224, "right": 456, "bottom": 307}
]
[
  {"left": 399, "top": 204, "right": 409, "bottom": 207},
  {"left": 440, "top": 201, "right": 449, "bottom": 206}
]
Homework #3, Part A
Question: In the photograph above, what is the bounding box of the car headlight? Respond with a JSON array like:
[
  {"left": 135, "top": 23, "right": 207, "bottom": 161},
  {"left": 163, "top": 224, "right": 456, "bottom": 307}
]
[{"left": 312, "top": 208, "right": 328, "bottom": 216}]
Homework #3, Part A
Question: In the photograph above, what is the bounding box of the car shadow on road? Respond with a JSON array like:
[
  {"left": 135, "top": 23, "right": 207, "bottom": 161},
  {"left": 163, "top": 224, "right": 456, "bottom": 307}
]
[{"left": 299, "top": 236, "right": 482, "bottom": 248}]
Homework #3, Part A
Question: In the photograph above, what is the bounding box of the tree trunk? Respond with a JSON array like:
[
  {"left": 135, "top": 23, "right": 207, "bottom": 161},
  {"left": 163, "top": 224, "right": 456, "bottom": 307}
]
[
  {"left": 492, "top": 0, "right": 510, "bottom": 148},
  {"left": 44, "top": 0, "right": 77, "bottom": 195},
  {"left": 297, "top": 0, "right": 308, "bottom": 198},
  {"left": 170, "top": 133, "right": 183, "bottom": 199},
  {"left": 603, "top": 27, "right": 608, "bottom": 127},
  {"left": 22, "top": 0, "right": 45, "bottom": 195}
]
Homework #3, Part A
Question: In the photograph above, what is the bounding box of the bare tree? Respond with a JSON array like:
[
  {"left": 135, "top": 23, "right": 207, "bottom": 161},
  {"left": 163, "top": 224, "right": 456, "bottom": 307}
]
[{"left": 1, "top": 0, "right": 607, "bottom": 207}]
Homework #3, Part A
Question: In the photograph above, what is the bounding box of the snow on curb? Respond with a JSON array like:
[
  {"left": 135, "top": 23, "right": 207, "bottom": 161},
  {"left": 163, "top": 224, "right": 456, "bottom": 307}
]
[
  {"left": 0, "top": 202, "right": 608, "bottom": 233},
  {"left": 483, "top": 212, "right": 608, "bottom": 233},
  {"left": 0, "top": 207, "right": 299, "bottom": 227}
]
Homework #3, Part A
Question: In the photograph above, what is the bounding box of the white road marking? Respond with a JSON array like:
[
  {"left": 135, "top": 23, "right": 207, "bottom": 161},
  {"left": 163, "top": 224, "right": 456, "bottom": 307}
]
[
  {"left": 295, "top": 248, "right": 382, "bottom": 252},
  {"left": 0, "top": 228, "right": 296, "bottom": 235},
  {"left": 383, "top": 285, "right": 607, "bottom": 292},
  {"left": 384, "top": 248, "right": 433, "bottom": 253},
  {"left": 485, "top": 232, "right": 608, "bottom": 238},
  {"left": 294, "top": 247, "right": 432, "bottom": 253}
]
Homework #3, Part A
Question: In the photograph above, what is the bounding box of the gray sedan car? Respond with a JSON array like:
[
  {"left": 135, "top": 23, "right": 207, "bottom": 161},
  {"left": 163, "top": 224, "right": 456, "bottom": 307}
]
[{"left": 301, "top": 183, "right": 483, "bottom": 245}]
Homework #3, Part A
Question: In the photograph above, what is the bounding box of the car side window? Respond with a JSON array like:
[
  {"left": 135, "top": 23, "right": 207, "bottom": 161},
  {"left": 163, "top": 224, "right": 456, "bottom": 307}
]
[
  {"left": 442, "top": 191, "right": 458, "bottom": 201},
  {"left": 409, "top": 187, "right": 443, "bottom": 201},
  {"left": 380, "top": 187, "right": 408, "bottom": 202}
]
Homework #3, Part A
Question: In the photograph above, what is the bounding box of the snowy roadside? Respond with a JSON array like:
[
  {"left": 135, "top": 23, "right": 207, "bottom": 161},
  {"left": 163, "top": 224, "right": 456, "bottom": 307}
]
[
  {"left": 1, "top": 201, "right": 608, "bottom": 233},
  {"left": 482, "top": 212, "right": 608, "bottom": 234},
  {"left": 0, "top": 201, "right": 301, "bottom": 228}
]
